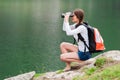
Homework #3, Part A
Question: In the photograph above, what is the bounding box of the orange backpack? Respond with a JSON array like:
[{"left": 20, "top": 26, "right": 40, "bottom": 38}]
[{"left": 75, "top": 22, "right": 105, "bottom": 53}]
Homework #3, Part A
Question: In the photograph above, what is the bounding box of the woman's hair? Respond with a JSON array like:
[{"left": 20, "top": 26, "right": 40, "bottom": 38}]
[{"left": 73, "top": 9, "right": 84, "bottom": 28}]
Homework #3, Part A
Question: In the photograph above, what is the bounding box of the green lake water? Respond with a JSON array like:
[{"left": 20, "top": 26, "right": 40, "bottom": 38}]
[{"left": 0, "top": 0, "right": 120, "bottom": 79}]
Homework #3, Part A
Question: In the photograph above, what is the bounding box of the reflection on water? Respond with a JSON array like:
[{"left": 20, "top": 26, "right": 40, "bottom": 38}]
[{"left": 0, "top": 0, "right": 120, "bottom": 79}]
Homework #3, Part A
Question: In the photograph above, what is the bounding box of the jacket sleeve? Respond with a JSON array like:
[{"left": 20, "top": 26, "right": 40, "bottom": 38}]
[
  {"left": 63, "top": 21, "right": 85, "bottom": 36},
  {"left": 63, "top": 21, "right": 66, "bottom": 31}
]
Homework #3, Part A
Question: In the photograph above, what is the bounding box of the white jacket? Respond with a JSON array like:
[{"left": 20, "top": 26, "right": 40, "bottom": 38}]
[{"left": 63, "top": 21, "right": 89, "bottom": 52}]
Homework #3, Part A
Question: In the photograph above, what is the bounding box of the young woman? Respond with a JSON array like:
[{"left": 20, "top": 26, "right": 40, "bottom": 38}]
[{"left": 60, "top": 9, "right": 93, "bottom": 71}]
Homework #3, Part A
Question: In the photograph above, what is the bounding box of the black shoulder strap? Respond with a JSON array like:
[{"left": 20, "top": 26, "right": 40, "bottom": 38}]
[
  {"left": 73, "top": 33, "right": 85, "bottom": 44},
  {"left": 77, "top": 33, "right": 90, "bottom": 50}
]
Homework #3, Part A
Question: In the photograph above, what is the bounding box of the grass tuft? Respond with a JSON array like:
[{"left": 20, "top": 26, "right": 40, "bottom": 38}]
[
  {"left": 95, "top": 57, "right": 106, "bottom": 68},
  {"left": 56, "top": 69, "right": 64, "bottom": 74},
  {"left": 85, "top": 67, "right": 97, "bottom": 75},
  {"left": 34, "top": 73, "right": 45, "bottom": 78}
]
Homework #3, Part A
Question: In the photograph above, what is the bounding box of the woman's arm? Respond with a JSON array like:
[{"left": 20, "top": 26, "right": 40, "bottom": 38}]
[
  {"left": 63, "top": 21, "right": 75, "bottom": 31},
  {"left": 63, "top": 21, "right": 66, "bottom": 31},
  {"left": 63, "top": 21, "right": 85, "bottom": 36},
  {"left": 63, "top": 12, "right": 85, "bottom": 36}
]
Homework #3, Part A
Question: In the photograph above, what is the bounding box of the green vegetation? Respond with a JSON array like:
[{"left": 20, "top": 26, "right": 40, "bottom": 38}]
[
  {"left": 34, "top": 73, "right": 45, "bottom": 78},
  {"left": 85, "top": 67, "right": 97, "bottom": 75},
  {"left": 95, "top": 57, "right": 106, "bottom": 68},
  {"left": 73, "top": 64, "right": 120, "bottom": 80},
  {"left": 34, "top": 69, "right": 64, "bottom": 78},
  {"left": 56, "top": 69, "right": 64, "bottom": 74},
  {"left": 73, "top": 57, "right": 120, "bottom": 80},
  {"left": 88, "top": 64, "right": 120, "bottom": 80}
]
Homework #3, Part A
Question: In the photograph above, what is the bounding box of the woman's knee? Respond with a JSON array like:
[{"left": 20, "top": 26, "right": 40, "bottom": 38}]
[
  {"left": 60, "top": 42, "right": 67, "bottom": 48},
  {"left": 60, "top": 42, "right": 72, "bottom": 49},
  {"left": 60, "top": 54, "right": 66, "bottom": 61}
]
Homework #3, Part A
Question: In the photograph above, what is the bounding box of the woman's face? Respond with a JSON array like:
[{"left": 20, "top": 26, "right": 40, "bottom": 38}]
[{"left": 71, "top": 14, "right": 79, "bottom": 23}]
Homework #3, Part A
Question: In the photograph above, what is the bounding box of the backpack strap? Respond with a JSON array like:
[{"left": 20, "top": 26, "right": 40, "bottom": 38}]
[
  {"left": 73, "top": 33, "right": 90, "bottom": 52},
  {"left": 77, "top": 33, "right": 90, "bottom": 52}
]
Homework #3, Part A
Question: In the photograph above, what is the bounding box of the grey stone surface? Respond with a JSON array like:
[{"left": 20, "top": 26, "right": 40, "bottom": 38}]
[
  {"left": 34, "top": 50, "right": 120, "bottom": 80},
  {"left": 4, "top": 71, "right": 35, "bottom": 80}
]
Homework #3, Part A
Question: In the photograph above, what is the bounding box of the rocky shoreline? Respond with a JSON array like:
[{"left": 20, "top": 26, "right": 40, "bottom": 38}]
[{"left": 4, "top": 50, "right": 120, "bottom": 80}]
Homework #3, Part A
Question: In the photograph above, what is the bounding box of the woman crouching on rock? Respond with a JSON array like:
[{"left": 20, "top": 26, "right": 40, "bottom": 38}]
[{"left": 60, "top": 9, "right": 94, "bottom": 71}]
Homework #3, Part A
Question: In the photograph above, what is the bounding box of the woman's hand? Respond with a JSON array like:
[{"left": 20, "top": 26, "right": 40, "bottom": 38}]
[{"left": 64, "top": 12, "right": 71, "bottom": 22}]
